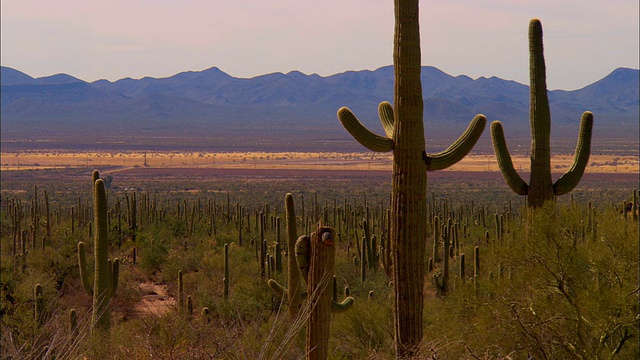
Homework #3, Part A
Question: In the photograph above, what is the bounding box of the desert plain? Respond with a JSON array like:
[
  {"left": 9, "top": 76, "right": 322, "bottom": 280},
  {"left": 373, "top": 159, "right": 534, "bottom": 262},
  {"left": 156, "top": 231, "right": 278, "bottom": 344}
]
[{"left": 2, "top": 150, "right": 638, "bottom": 174}]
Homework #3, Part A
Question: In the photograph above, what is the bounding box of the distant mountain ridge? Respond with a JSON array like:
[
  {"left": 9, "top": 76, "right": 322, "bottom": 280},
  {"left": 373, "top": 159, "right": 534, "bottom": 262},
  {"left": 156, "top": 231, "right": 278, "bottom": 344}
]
[{"left": 1, "top": 65, "right": 638, "bottom": 150}]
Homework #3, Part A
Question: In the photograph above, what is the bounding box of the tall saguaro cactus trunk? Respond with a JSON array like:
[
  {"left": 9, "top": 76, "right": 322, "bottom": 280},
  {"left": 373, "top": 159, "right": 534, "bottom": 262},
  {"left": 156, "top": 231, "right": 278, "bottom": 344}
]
[
  {"left": 285, "top": 193, "right": 302, "bottom": 318},
  {"left": 491, "top": 19, "right": 593, "bottom": 208},
  {"left": 78, "top": 171, "right": 119, "bottom": 337},
  {"left": 527, "top": 19, "right": 553, "bottom": 207},
  {"left": 391, "top": 0, "right": 426, "bottom": 356},
  {"left": 92, "top": 178, "right": 112, "bottom": 332}
]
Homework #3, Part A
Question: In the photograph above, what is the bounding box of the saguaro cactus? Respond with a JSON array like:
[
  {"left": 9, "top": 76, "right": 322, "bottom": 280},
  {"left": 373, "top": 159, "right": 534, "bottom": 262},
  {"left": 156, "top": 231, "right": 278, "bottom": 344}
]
[
  {"left": 304, "top": 226, "right": 353, "bottom": 360},
  {"left": 34, "top": 283, "right": 44, "bottom": 327},
  {"left": 69, "top": 309, "right": 78, "bottom": 337},
  {"left": 178, "top": 269, "right": 184, "bottom": 310},
  {"left": 267, "top": 193, "right": 304, "bottom": 318},
  {"left": 337, "top": 1, "right": 485, "bottom": 356},
  {"left": 78, "top": 175, "right": 119, "bottom": 335},
  {"left": 223, "top": 243, "right": 229, "bottom": 299},
  {"left": 491, "top": 19, "right": 593, "bottom": 208},
  {"left": 270, "top": 225, "right": 353, "bottom": 360}
]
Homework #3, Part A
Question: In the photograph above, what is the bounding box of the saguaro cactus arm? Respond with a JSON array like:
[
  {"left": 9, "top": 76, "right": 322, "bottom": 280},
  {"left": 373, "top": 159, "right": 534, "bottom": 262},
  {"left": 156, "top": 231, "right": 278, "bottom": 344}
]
[
  {"left": 331, "top": 297, "right": 354, "bottom": 313},
  {"left": 267, "top": 279, "right": 287, "bottom": 298},
  {"left": 378, "top": 101, "right": 395, "bottom": 138},
  {"left": 294, "top": 235, "right": 311, "bottom": 283},
  {"left": 330, "top": 274, "right": 354, "bottom": 313},
  {"left": 553, "top": 111, "right": 594, "bottom": 195},
  {"left": 424, "top": 114, "right": 487, "bottom": 170},
  {"left": 337, "top": 107, "right": 394, "bottom": 152},
  {"left": 109, "top": 258, "right": 120, "bottom": 298},
  {"left": 491, "top": 121, "right": 529, "bottom": 195},
  {"left": 77, "top": 241, "right": 93, "bottom": 296}
]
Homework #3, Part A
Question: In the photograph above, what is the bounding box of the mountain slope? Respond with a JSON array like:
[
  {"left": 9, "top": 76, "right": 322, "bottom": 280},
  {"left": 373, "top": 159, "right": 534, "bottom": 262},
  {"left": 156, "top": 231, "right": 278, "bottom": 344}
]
[{"left": 1, "top": 65, "right": 637, "bottom": 148}]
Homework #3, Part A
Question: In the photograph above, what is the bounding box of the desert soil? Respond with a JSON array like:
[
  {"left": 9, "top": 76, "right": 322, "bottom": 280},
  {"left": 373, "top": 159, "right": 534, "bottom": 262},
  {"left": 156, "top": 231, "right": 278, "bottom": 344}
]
[
  {"left": 132, "top": 282, "right": 177, "bottom": 317},
  {"left": 1, "top": 151, "right": 638, "bottom": 174}
]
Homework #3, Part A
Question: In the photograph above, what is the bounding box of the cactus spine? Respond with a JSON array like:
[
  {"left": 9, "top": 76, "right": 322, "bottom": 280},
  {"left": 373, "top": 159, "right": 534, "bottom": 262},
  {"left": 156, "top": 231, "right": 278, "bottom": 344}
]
[
  {"left": 490, "top": 19, "right": 593, "bottom": 208},
  {"left": 78, "top": 174, "right": 119, "bottom": 335},
  {"left": 337, "top": 2, "right": 485, "bottom": 355}
]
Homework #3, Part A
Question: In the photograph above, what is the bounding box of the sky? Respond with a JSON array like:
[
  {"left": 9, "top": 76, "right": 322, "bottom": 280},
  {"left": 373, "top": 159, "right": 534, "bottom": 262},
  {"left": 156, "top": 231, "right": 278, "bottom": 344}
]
[{"left": 1, "top": 0, "right": 638, "bottom": 90}]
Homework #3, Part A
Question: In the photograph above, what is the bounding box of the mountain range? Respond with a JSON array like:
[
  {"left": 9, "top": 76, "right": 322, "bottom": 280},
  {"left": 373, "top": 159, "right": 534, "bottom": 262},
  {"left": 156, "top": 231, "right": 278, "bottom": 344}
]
[{"left": 1, "top": 65, "right": 638, "bottom": 151}]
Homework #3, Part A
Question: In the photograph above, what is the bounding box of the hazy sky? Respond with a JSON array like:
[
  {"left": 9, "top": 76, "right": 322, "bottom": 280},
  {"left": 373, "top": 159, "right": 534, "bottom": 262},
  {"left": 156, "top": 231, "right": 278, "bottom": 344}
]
[{"left": 2, "top": 0, "right": 638, "bottom": 90}]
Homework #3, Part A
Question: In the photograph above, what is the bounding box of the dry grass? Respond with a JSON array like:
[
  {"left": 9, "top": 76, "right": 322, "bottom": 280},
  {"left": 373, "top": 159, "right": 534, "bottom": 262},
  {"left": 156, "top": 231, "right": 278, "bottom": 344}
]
[{"left": 1, "top": 150, "right": 638, "bottom": 174}]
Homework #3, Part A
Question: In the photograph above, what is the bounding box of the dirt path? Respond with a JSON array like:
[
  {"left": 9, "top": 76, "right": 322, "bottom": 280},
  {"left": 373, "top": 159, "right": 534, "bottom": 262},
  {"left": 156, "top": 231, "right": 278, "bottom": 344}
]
[{"left": 131, "top": 281, "right": 177, "bottom": 317}]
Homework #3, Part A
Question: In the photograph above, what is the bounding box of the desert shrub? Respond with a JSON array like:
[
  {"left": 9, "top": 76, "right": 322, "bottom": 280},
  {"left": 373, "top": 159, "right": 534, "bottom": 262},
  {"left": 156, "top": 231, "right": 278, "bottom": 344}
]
[
  {"left": 138, "top": 234, "right": 168, "bottom": 277},
  {"left": 331, "top": 292, "right": 394, "bottom": 358},
  {"left": 422, "top": 201, "right": 638, "bottom": 358}
]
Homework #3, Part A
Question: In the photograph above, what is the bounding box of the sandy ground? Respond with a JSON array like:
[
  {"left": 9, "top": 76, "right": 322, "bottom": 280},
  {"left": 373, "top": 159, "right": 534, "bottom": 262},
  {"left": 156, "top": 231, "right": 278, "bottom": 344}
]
[
  {"left": 1, "top": 150, "right": 638, "bottom": 174},
  {"left": 132, "top": 282, "right": 176, "bottom": 317}
]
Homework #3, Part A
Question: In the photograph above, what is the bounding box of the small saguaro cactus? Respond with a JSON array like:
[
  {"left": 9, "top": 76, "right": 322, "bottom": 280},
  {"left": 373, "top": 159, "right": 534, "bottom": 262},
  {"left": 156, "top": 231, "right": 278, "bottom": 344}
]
[
  {"left": 433, "top": 218, "right": 451, "bottom": 294},
  {"left": 201, "top": 307, "right": 211, "bottom": 324},
  {"left": 78, "top": 174, "right": 119, "bottom": 335},
  {"left": 69, "top": 309, "right": 78, "bottom": 337},
  {"left": 267, "top": 193, "right": 304, "bottom": 319},
  {"left": 186, "top": 295, "right": 193, "bottom": 317},
  {"left": 178, "top": 269, "right": 184, "bottom": 310},
  {"left": 490, "top": 19, "right": 593, "bottom": 208},
  {"left": 223, "top": 243, "right": 229, "bottom": 299},
  {"left": 459, "top": 253, "right": 466, "bottom": 283},
  {"left": 34, "top": 283, "right": 44, "bottom": 327}
]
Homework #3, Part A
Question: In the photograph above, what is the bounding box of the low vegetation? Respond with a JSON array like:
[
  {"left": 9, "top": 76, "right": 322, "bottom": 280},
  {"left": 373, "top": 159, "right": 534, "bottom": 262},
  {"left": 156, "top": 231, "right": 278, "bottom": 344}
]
[{"left": 1, "top": 168, "right": 637, "bottom": 359}]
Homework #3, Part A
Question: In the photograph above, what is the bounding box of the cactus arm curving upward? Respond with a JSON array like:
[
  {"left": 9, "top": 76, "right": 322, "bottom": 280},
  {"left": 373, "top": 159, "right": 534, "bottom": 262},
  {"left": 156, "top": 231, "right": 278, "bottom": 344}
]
[
  {"left": 339, "top": 100, "right": 485, "bottom": 169},
  {"left": 337, "top": 107, "right": 394, "bottom": 152},
  {"left": 331, "top": 297, "right": 354, "bottom": 313},
  {"left": 553, "top": 111, "right": 594, "bottom": 195},
  {"left": 424, "top": 114, "right": 487, "bottom": 170},
  {"left": 491, "top": 121, "right": 529, "bottom": 195},
  {"left": 77, "top": 241, "right": 93, "bottom": 296},
  {"left": 330, "top": 274, "right": 354, "bottom": 313},
  {"left": 378, "top": 101, "right": 395, "bottom": 138},
  {"left": 267, "top": 279, "right": 286, "bottom": 298},
  {"left": 294, "top": 235, "right": 311, "bottom": 283}
]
